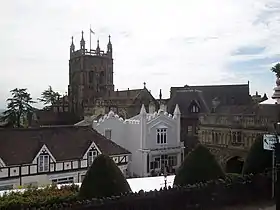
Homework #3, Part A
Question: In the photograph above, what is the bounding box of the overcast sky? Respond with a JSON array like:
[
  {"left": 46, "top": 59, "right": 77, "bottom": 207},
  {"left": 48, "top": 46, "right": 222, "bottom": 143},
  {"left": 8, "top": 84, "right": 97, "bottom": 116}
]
[{"left": 0, "top": 0, "right": 279, "bottom": 109}]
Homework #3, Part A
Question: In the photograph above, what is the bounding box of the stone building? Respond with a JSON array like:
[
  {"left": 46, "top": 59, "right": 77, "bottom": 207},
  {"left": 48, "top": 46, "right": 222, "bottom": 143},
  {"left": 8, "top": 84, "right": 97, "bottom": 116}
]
[
  {"left": 32, "top": 31, "right": 160, "bottom": 126},
  {"left": 67, "top": 32, "right": 159, "bottom": 120},
  {"left": 167, "top": 83, "right": 253, "bottom": 153},
  {"left": 198, "top": 103, "right": 280, "bottom": 173}
]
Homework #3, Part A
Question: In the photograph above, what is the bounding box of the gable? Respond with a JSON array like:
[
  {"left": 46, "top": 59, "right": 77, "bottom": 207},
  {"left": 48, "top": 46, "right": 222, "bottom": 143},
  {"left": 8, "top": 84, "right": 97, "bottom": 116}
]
[
  {"left": 32, "top": 144, "right": 56, "bottom": 164},
  {"left": 134, "top": 89, "right": 157, "bottom": 104},
  {"left": 147, "top": 115, "right": 176, "bottom": 132},
  {"left": 82, "top": 141, "right": 102, "bottom": 159},
  {"left": 0, "top": 157, "right": 6, "bottom": 167}
]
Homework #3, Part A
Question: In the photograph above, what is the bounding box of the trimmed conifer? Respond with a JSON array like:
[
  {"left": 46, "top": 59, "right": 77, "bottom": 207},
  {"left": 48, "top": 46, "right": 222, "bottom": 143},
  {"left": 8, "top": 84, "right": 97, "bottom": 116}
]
[
  {"left": 79, "top": 154, "right": 131, "bottom": 199},
  {"left": 173, "top": 144, "right": 225, "bottom": 186},
  {"left": 242, "top": 135, "right": 272, "bottom": 175}
]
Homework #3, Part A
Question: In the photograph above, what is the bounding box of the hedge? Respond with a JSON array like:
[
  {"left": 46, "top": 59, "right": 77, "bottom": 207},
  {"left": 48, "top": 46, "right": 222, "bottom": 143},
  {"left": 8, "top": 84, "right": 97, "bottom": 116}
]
[{"left": 0, "top": 173, "right": 272, "bottom": 210}]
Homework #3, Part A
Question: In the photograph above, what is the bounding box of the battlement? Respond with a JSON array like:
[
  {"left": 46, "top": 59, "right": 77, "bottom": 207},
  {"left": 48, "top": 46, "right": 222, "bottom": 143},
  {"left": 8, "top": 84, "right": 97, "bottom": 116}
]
[
  {"left": 70, "top": 48, "right": 111, "bottom": 59},
  {"left": 70, "top": 31, "right": 113, "bottom": 60}
]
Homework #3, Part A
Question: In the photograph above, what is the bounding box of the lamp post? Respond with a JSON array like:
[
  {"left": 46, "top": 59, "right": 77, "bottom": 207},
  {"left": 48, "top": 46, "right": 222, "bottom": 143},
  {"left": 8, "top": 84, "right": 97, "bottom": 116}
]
[{"left": 272, "top": 75, "right": 280, "bottom": 206}]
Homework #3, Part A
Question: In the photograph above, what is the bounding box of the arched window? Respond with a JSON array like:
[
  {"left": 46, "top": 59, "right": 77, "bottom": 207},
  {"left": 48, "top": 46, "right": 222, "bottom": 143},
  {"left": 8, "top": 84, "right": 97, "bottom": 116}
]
[{"left": 190, "top": 105, "right": 199, "bottom": 113}]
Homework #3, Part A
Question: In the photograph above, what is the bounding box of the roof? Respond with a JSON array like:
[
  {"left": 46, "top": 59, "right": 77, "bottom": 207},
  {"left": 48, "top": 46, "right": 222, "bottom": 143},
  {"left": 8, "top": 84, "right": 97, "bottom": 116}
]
[
  {"left": 33, "top": 110, "right": 80, "bottom": 126},
  {"left": 171, "top": 83, "right": 251, "bottom": 106},
  {"left": 259, "top": 98, "right": 277, "bottom": 105},
  {"left": 108, "top": 88, "right": 158, "bottom": 104},
  {"left": 207, "top": 103, "right": 280, "bottom": 121},
  {"left": 0, "top": 126, "right": 131, "bottom": 166},
  {"left": 167, "top": 89, "right": 210, "bottom": 116}
]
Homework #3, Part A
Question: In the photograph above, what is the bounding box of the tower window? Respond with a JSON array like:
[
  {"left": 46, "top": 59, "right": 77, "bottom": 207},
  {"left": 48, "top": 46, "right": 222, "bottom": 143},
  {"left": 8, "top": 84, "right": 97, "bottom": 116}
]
[{"left": 89, "top": 71, "right": 94, "bottom": 83}]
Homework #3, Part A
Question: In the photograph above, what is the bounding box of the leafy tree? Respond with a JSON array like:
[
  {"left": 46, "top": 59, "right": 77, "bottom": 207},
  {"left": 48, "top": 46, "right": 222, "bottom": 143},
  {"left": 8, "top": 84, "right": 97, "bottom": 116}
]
[
  {"left": 1, "top": 88, "right": 35, "bottom": 128},
  {"left": 242, "top": 135, "right": 272, "bottom": 175},
  {"left": 173, "top": 144, "right": 225, "bottom": 186},
  {"left": 271, "top": 63, "right": 280, "bottom": 77},
  {"left": 79, "top": 154, "right": 131, "bottom": 199},
  {"left": 38, "top": 86, "right": 61, "bottom": 106}
]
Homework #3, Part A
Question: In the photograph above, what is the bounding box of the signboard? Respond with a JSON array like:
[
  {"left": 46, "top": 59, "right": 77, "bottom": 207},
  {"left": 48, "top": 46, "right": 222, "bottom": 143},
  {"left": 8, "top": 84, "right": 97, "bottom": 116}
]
[{"left": 263, "top": 134, "right": 279, "bottom": 151}]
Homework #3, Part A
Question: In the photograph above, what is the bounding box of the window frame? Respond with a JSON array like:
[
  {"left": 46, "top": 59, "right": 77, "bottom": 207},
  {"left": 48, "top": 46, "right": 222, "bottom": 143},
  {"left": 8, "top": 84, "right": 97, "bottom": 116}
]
[
  {"left": 87, "top": 149, "right": 98, "bottom": 166},
  {"left": 52, "top": 177, "right": 74, "bottom": 185},
  {"left": 156, "top": 128, "right": 167, "bottom": 144},
  {"left": 38, "top": 154, "right": 50, "bottom": 173}
]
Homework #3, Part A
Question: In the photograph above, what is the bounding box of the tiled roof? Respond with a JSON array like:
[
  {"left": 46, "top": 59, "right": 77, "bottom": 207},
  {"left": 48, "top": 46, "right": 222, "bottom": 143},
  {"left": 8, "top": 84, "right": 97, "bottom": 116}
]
[{"left": 0, "top": 126, "right": 130, "bottom": 166}]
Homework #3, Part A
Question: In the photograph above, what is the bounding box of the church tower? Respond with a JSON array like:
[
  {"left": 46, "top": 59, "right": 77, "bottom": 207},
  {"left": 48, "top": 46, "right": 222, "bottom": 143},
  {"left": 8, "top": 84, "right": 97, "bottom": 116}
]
[{"left": 68, "top": 31, "right": 114, "bottom": 118}]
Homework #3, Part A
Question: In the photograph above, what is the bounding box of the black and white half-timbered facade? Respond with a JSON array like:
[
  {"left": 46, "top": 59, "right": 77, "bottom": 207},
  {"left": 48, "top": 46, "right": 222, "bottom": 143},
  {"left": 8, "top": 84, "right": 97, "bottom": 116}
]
[{"left": 0, "top": 126, "right": 131, "bottom": 190}]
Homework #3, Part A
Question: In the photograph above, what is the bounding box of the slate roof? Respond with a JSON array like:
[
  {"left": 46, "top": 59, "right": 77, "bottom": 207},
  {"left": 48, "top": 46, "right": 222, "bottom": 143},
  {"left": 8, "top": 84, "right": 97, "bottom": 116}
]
[
  {"left": 108, "top": 88, "right": 158, "bottom": 105},
  {"left": 213, "top": 103, "right": 280, "bottom": 119},
  {"left": 0, "top": 126, "right": 131, "bottom": 166},
  {"left": 167, "top": 89, "right": 210, "bottom": 116},
  {"left": 168, "top": 83, "right": 252, "bottom": 115},
  {"left": 188, "top": 84, "right": 252, "bottom": 106}
]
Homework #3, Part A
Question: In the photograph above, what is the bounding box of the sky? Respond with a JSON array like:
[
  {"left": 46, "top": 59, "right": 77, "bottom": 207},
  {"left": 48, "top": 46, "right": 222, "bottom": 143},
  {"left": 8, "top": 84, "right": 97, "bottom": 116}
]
[{"left": 0, "top": 0, "right": 280, "bottom": 109}]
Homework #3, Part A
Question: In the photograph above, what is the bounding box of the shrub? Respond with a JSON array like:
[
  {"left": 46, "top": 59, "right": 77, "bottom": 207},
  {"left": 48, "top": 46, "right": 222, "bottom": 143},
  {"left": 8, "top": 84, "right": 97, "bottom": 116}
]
[
  {"left": 0, "top": 184, "right": 78, "bottom": 209},
  {"left": 173, "top": 144, "right": 225, "bottom": 186},
  {"left": 79, "top": 154, "right": 131, "bottom": 199},
  {"left": 242, "top": 135, "right": 272, "bottom": 175}
]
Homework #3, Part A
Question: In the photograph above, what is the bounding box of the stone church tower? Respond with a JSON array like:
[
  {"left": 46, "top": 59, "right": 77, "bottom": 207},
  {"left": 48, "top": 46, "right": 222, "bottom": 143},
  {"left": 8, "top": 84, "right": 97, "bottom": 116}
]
[{"left": 68, "top": 31, "right": 114, "bottom": 118}]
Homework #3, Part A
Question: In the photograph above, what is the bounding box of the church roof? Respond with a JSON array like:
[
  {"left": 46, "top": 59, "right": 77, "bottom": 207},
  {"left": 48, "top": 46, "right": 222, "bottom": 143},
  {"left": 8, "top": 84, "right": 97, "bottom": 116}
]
[{"left": 0, "top": 126, "right": 130, "bottom": 166}]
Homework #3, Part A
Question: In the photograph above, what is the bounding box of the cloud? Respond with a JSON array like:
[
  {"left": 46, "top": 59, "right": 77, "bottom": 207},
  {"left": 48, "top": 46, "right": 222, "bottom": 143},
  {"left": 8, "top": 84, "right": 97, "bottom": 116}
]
[{"left": 0, "top": 0, "right": 280, "bottom": 108}]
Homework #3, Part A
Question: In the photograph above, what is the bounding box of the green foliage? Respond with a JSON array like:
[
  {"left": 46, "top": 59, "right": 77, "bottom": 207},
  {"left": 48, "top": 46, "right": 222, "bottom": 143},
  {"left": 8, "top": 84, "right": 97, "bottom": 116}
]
[
  {"left": 79, "top": 154, "right": 131, "bottom": 199},
  {"left": 0, "top": 184, "right": 79, "bottom": 209},
  {"left": 271, "top": 63, "right": 280, "bottom": 77},
  {"left": 174, "top": 144, "right": 225, "bottom": 186},
  {"left": 242, "top": 135, "right": 272, "bottom": 175},
  {"left": 1, "top": 88, "right": 35, "bottom": 127},
  {"left": 38, "top": 86, "right": 61, "bottom": 106}
]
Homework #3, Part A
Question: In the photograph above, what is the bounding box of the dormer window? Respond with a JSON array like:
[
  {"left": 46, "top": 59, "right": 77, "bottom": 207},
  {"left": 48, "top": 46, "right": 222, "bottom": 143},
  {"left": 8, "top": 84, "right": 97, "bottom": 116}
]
[
  {"left": 191, "top": 105, "right": 199, "bottom": 113},
  {"left": 157, "top": 128, "right": 167, "bottom": 144},
  {"left": 87, "top": 149, "right": 98, "bottom": 166},
  {"left": 38, "top": 154, "right": 49, "bottom": 173}
]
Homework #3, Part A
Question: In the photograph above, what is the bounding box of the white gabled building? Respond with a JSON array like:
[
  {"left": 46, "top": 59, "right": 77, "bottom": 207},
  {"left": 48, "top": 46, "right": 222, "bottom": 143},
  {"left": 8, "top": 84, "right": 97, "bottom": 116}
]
[
  {"left": 0, "top": 126, "right": 131, "bottom": 190},
  {"left": 91, "top": 104, "right": 184, "bottom": 177}
]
